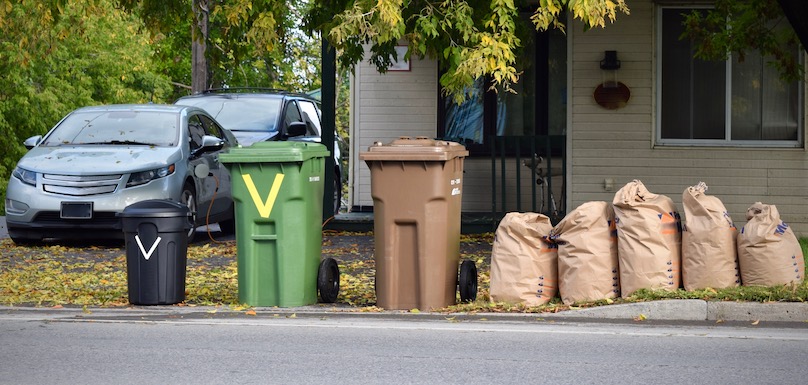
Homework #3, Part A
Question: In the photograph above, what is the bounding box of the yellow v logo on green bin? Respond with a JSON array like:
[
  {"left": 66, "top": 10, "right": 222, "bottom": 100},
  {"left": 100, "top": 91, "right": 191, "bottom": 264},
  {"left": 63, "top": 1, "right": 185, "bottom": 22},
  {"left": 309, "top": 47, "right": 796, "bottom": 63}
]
[{"left": 242, "top": 173, "right": 285, "bottom": 218}]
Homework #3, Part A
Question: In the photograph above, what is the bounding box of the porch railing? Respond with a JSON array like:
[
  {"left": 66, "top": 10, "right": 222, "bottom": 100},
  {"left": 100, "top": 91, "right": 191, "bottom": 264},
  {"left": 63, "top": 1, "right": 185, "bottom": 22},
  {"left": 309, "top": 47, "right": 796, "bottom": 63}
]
[{"left": 490, "top": 135, "right": 567, "bottom": 225}]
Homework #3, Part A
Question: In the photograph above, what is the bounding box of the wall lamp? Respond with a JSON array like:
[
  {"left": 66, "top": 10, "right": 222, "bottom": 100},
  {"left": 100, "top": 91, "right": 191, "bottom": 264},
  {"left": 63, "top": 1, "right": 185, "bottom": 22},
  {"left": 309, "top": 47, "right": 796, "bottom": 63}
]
[
  {"left": 594, "top": 50, "right": 630, "bottom": 109},
  {"left": 600, "top": 50, "right": 621, "bottom": 70}
]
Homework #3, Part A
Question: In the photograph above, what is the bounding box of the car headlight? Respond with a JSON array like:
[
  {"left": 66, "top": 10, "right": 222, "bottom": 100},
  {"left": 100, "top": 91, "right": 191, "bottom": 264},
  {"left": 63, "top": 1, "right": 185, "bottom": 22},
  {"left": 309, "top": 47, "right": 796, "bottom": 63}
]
[
  {"left": 12, "top": 167, "right": 37, "bottom": 186},
  {"left": 126, "top": 164, "right": 176, "bottom": 187}
]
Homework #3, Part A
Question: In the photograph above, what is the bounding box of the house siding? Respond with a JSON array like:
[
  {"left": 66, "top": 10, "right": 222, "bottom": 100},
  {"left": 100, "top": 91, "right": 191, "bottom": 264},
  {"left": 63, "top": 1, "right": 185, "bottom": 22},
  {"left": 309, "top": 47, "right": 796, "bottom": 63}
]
[
  {"left": 350, "top": 47, "right": 438, "bottom": 208},
  {"left": 349, "top": 1, "right": 808, "bottom": 236},
  {"left": 569, "top": 0, "right": 808, "bottom": 235}
]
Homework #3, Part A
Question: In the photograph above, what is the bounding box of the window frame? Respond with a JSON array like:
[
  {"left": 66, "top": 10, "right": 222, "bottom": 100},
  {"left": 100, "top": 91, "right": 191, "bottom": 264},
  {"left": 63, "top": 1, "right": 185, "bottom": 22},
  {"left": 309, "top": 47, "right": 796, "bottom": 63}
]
[{"left": 655, "top": 4, "right": 804, "bottom": 148}]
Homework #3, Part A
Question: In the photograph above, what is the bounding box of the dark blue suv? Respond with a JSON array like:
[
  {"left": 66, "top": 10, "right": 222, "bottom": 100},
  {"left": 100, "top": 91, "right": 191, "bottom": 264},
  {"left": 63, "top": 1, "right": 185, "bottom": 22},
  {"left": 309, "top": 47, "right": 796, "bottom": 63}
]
[{"left": 176, "top": 89, "right": 345, "bottom": 213}]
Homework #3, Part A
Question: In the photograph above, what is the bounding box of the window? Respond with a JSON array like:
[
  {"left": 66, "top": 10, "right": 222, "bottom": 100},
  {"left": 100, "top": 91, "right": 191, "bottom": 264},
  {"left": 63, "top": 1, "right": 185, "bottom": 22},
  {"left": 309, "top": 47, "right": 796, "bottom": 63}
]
[
  {"left": 298, "top": 100, "right": 322, "bottom": 137},
  {"left": 657, "top": 7, "right": 803, "bottom": 146},
  {"left": 438, "top": 21, "right": 567, "bottom": 156},
  {"left": 187, "top": 115, "right": 206, "bottom": 151},
  {"left": 283, "top": 100, "right": 302, "bottom": 132}
]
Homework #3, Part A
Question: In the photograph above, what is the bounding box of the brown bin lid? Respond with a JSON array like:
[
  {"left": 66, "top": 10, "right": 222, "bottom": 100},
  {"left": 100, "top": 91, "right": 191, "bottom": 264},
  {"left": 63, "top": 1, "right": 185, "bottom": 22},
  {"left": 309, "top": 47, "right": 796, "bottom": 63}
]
[{"left": 359, "top": 137, "right": 469, "bottom": 161}]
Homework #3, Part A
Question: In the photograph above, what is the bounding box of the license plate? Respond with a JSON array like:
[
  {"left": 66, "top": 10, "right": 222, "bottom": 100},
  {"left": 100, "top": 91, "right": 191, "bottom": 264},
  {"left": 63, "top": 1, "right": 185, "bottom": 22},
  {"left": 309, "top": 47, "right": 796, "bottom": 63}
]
[{"left": 61, "top": 202, "right": 93, "bottom": 219}]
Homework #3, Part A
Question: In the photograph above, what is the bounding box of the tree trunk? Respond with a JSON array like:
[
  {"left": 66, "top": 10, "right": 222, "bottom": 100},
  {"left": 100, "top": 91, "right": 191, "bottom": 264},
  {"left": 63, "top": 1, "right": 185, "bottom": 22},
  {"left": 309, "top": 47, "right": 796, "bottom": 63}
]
[{"left": 191, "top": 0, "right": 209, "bottom": 94}]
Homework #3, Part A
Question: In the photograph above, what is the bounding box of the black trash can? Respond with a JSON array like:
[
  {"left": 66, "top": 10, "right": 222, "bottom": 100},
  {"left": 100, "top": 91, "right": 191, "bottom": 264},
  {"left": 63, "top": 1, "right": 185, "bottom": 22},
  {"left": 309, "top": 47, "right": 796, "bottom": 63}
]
[{"left": 120, "top": 200, "right": 193, "bottom": 305}]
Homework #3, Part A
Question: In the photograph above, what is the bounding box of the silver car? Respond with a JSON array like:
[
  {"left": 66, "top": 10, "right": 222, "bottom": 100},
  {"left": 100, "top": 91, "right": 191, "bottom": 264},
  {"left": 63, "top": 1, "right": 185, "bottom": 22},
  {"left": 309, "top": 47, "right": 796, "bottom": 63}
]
[{"left": 5, "top": 104, "right": 237, "bottom": 245}]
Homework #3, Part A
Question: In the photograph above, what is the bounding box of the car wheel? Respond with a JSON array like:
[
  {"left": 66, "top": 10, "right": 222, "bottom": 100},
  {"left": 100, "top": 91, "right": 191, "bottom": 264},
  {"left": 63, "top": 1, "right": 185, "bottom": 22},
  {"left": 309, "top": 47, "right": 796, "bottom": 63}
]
[
  {"left": 333, "top": 172, "right": 342, "bottom": 214},
  {"left": 180, "top": 183, "right": 198, "bottom": 243}
]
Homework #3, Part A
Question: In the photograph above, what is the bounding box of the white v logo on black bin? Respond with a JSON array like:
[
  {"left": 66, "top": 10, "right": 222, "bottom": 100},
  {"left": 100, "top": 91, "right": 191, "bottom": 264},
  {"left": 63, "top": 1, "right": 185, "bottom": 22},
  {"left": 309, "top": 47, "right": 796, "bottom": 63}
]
[{"left": 135, "top": 235, "right": 162, "bottom": 261}]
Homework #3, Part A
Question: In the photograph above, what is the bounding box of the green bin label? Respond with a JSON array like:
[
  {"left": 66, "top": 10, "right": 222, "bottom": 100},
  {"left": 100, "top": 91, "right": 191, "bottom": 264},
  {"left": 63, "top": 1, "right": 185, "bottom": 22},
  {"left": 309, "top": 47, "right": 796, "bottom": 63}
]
[{"left": 242, "top": 173, "right": 285, "bottom": 218}]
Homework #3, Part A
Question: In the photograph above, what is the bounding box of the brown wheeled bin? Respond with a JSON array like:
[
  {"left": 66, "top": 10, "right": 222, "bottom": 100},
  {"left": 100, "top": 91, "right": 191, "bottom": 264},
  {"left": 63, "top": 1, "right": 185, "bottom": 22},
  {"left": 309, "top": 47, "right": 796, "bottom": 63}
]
[{"left": 360, "top": 137, "right": 477, "bottom": 310}]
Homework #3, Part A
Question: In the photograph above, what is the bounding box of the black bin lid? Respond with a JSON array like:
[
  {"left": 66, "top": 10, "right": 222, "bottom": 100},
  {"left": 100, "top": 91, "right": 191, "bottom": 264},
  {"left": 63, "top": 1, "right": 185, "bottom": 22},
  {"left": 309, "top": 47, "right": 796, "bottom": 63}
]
[{"left": 120, "top": 199, "right": 191, "bottom": 218}]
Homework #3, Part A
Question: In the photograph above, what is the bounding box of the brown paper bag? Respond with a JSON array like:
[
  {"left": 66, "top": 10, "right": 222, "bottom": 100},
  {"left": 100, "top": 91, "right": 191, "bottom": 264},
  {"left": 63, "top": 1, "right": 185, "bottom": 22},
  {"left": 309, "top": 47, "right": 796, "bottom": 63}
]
[
  {"left": 550, "top": 201, "right": 620, "bottom": 305},
  {"left": 612, "top": 180, "right": 682, "bottom": 298},
  {"left": 737, "top": 202, "right": 805, "bottom": 286},
  {"left": 681, "top": 182, "right": 740, "bottom": 291},
  {"left": 490, "top": 212, "right": 558, "bottom": 306}
]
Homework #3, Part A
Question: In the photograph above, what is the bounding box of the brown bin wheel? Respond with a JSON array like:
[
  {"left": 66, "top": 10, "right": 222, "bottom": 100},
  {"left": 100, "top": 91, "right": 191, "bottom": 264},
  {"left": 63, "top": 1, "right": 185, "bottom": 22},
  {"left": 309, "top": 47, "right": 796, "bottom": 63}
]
[
  {"left": 318, "top": 258, "right": 340, "bottom": 303},
  {"left": 458, "top": 260, "right": 478, "bottom": 303}
]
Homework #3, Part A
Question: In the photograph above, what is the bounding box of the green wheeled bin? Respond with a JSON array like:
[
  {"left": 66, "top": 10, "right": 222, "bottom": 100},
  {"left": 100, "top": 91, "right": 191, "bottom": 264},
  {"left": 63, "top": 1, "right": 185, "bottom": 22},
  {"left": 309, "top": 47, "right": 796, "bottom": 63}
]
[{"left": 220, "top": 141, "right": 340, "bottom": 307}]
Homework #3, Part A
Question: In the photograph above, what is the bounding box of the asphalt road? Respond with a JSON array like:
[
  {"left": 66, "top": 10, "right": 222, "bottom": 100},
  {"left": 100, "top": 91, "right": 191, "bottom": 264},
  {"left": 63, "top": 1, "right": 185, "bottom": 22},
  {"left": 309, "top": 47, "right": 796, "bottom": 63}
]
[{"left": 1, "top": 309, "right": 807, "bottom": 384}]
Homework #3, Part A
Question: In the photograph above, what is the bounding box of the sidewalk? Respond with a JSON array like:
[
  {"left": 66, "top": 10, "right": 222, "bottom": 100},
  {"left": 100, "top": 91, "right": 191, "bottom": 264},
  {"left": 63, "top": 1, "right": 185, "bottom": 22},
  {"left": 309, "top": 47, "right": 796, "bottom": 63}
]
[{"left": 2, "top": 216, "right": 807, "bottom": 324}]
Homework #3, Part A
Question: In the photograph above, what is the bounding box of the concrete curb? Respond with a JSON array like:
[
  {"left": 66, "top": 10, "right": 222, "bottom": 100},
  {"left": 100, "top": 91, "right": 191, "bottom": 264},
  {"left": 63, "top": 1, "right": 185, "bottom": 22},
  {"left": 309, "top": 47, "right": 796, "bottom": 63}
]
[{"left": 3, "top": 300, "right": 808, "bottom": 324}]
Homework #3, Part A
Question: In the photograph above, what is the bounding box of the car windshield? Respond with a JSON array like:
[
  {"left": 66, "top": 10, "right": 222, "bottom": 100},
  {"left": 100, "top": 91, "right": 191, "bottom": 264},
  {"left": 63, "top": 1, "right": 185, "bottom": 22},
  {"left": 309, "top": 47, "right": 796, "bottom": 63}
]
[
  {"left": 41, "top": 110, "right": 179, "bottom": 146},
  {"left": 178, "top": 97, "right": 282, "bottom": 132}
]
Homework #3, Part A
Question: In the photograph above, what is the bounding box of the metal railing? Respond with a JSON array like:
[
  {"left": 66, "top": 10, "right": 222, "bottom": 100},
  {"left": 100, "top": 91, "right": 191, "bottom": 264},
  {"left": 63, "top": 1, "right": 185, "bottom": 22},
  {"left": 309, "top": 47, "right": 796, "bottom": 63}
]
[{"left": 490, "top": 135, "right": 567, "bottom": 225}]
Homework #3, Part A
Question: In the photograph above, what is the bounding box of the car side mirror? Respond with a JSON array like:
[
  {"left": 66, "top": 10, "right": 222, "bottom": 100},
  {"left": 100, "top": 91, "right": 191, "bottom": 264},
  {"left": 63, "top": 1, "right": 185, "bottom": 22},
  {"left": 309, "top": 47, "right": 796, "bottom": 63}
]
[
  {"left": 23, "top": 135, "right": 42, "bottom": 150},
  {"left": 286, "top": 122, "right": 307, "bottom": 138},
  {"left": 192, "top": 135, "right": 224, "bottom": 157}
]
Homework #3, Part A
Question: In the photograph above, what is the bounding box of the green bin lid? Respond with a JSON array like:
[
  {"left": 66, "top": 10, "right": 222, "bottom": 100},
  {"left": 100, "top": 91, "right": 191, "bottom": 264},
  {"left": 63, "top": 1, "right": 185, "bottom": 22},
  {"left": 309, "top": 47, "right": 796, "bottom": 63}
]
[
  {"left": 359, "top": 137, "right": 468, "bottom": 161},
  {"left": 220, "top": 141, "right": 330, "bottom": 163}
]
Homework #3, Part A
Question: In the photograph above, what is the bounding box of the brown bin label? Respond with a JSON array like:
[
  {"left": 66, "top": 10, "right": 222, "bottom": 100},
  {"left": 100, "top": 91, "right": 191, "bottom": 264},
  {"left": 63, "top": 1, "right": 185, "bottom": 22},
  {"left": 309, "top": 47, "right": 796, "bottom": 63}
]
[{"left": 451, "top": 178, "right": 462, "bottom": 196}]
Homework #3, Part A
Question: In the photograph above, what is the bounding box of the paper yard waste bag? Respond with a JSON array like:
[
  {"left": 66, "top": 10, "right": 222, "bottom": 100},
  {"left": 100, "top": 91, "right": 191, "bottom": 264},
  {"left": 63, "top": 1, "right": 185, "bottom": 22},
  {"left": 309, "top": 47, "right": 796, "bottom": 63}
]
[
  {"left": 681, "top": 182, "right": 740, "bottom": 291},
  {"left": 490, "top": 212, "right": 558, "bottom": 306},
  {"left": 737, "top": 202, "right": 804, "bottom": 287},
  {"left": 612, "top": 180, "right": 682, "bottom": 298},
  {"left": 549, "top": 201, "right": 619, "bottom": 305}
]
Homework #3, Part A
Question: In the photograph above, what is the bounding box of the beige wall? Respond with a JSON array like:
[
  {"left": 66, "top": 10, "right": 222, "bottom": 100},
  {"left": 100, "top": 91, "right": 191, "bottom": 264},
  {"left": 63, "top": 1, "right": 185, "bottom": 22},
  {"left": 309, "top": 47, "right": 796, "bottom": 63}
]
[
  {"left": 568, "top": 0, "right": 808, "bottom": 235},
  {"left": 350, "top": 47, "right": 438, "bottom": 208},
  {"left": 349, "top": 1, "right": 808, "bottom": 235}
]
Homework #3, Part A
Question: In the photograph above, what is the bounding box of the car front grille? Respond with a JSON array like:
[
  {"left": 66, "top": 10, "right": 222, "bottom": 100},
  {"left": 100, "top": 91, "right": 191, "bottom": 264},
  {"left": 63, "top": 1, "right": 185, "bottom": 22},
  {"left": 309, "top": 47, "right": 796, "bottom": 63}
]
[
  {"left": 33, "top": 211, "right": 121, "bottom": 227},
  {"left": 42, "top": 173, "right": 123, "bottom": 196}
]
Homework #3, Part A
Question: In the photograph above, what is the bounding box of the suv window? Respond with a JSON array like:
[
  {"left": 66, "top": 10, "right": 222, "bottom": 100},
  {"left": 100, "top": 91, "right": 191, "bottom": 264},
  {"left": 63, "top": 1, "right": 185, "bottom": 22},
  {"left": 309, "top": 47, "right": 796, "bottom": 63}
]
[
  {"left": 299, "top": 100, "right": 322, "bottom": 137},
  {"left": 283, "top": 101, "right": 303, "bottom": 133}
]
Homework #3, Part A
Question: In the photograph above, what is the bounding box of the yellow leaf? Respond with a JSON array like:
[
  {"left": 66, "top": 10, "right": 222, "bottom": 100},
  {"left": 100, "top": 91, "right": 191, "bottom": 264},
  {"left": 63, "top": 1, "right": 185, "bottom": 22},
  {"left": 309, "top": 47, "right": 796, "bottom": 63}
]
[
  {"left": 207, "top": 309, "right": 217, "bottom": 314},
  {"left": 82, "top": 305, "right": 92, "bottom": 314},
  {"left": 288, "top": 313, "right": 297, "bottom": 318},
  {"left": 633, "top": 313, "right": 646, "bottom": 321},
  {"left": 410, "top": 308, "right": 420, "bottom": 314},
  {"left": 605, "top": 298, "right": 614, "bottom": 304}
]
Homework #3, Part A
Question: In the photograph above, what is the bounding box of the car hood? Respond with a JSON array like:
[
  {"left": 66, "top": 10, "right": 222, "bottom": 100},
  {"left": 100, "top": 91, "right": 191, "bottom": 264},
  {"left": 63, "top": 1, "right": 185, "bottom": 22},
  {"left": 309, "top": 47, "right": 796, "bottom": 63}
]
[
  {"left": 17, "top": 146, "right": 182, "bottom": 174},
  {"left": 232, "top": 131, "right": 279, "bottom": 147}
]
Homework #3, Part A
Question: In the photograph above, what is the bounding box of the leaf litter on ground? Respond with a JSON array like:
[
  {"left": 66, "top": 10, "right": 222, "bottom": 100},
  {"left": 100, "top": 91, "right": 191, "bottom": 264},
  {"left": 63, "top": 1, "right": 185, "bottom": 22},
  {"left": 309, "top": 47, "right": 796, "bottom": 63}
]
[{"left": 1, "top": 234, "right": 807, "bottom": 311}]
